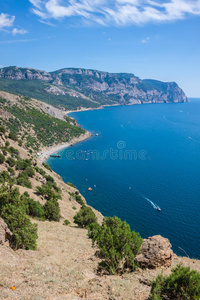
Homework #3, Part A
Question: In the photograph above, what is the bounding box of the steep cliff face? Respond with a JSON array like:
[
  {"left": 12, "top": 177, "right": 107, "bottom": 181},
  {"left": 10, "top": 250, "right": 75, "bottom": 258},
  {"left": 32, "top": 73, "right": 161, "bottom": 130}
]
[
  {"left": 0, "top": 66, "right": 53, "bottom": 81},
  {"left": 0, "top": 66, "right": 188, "bottom": 110}
]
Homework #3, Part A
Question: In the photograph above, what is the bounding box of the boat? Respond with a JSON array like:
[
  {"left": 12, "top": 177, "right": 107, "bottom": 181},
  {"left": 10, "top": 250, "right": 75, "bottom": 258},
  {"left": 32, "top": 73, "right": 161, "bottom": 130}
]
[
  {"left": 50, "top": 154, "right": 61, "bottom": 158},
  {"left": 88, "top": 187, "right": 93, "bottom": 191},
  {"left": 157, "top": 207, "right": 161, "bottom": 211}
]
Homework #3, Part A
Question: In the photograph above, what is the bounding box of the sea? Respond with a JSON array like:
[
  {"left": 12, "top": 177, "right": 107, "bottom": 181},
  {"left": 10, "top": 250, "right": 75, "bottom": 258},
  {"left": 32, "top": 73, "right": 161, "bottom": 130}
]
[{"left": 47, "top": 99, "right": 200, "bottom": 259}]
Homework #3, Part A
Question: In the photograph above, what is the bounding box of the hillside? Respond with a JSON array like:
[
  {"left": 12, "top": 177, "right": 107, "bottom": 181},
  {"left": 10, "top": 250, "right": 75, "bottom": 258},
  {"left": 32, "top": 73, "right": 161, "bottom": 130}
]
[
  {"left": 0, "top": 92, "right": 200, "bottom": 299},
  {"left": 0, "top": 91, "right": 86, "bottom": 153},
  {"left": 0, "top": 66, "right": 188, "bottom": 111}
]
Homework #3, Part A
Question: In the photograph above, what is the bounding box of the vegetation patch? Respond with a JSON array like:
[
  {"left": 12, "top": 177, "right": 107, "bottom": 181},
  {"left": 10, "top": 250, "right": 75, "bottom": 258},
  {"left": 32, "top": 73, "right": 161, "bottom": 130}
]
[
  {"left": 0, "top": 185, "right": 38, "bottom": 250},
  {"left": 74, "top": 206, "right": 97, "bottom": 228},
  {"left": 150, "top": 263, "right": 200, "bottom": 300},
  {"left": 89, "top": 216, "right": 143, "bottom": 275}
]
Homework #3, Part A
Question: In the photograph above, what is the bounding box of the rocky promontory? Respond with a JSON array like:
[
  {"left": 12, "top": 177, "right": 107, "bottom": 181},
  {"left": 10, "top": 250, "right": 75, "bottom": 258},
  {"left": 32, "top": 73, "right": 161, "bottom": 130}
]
[{"left": 0, "top": 66, "right": 188, "bottom": 111}]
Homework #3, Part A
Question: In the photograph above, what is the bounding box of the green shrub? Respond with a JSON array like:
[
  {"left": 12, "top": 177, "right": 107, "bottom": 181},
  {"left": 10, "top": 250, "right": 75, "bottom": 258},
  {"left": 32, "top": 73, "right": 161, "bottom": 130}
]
[
  {"left": 0, "top": 125, "right": 6, "bottom": 134},
  {"left": 44, "top": 199, "right": 60, "bottom": 221},
  {"left": 17, "top": 171, "right": 32, "bottom": 188},
  {"left": 9, "top": 146, "right": 19, "bottom": 155},
  {"left": 0, "top": 153, "right": 5, "bottom": 163},
  {"left": 88, "top": 222, "right": 101, "bottom": 240},
  {"left": 18, "top": 140, "right": 22, "bottom": 146},
  {"left": 26, "top": 166, "right": 35, "bottom": 177},
  {"left": 74, "top": 206, "right": 97, "bottom": 228},
  {"left": 91, "top": 216, "right": 143, "bottom": 275},
  {"left": 16, "top": 158, "right": 31, "bottom": 170},
  {"left": 150, "top": 263, "right": 200, "bottom": 300},
  {"left": 35, "top": 166, "right": 46, "bottom": 176},
  {"left": 19, "top": 193, "right": 30, "bottom": 214},
  {"left": 63, "top": 219, "right": 70, "bottom": 226},
  {"left": 75, "top": 195, "right": 85, "bottom": 206},
  {"left": 8, "top": 167, "right": 15, "bottom": 176},
  {"left": 72, "top": 206, "right": 77, "bottom": 210},
  {"left": 27, "top": 198, "right": 46, "bottom": 220},
  {"left": 1, "top": 203, "right": 38, "bottom": 250},
  {"left": 42, "top": 162, "right": 52, "bottom": 172},
  {"left": 6, "top": 156, "right": 16, "bottom": 167},
  {"left": 35, "top": 183, "right": 61, "bottom": 201},
  {"left": 9, "top": 132, "right": 18, "bottom": 141},
  {"left": 2, "top": 149, "right": 7, "bottom": 156},
  {"left": 51, "top": 182, "right": 60, "bottom": 193},
  {"left": 0, "top": 170, "right": 13, "bottom": 184},
  {"left": 5, "top": 141, "right": 10, "bottom": 147},
  {"left": 23, "top": 191, "right": 30, "bottom": 197},
  {"left": 0, "top": 185, "right": 20, "bottom": 210},
  {"left": 67, "top": 182, "right": 76, "bottom": 188},
  {"left": 45, "top": 174, "right": 54, "bottom": 183}
]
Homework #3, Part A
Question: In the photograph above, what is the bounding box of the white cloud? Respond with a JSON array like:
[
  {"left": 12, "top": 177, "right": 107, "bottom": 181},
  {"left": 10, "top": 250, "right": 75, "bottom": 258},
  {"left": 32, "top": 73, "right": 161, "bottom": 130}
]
[
  {"left": 12, "top": 28, "right": 28, "bottom": 36},
  {"left": 29, "top": 0, "right": 200, "bottom": 26},
  {"left": 0, "top": 13, "right": 15, "bottom": 30}
]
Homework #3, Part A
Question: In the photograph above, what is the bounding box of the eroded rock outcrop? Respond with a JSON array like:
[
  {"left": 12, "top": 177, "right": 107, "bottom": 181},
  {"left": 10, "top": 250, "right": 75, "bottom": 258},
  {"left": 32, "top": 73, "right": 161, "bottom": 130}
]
[
  {"left": 0, "top": 218, "right": 12, "bottom": 246},
  {"left": 135, "top": 235, "right": 173, "bottom": 269}
]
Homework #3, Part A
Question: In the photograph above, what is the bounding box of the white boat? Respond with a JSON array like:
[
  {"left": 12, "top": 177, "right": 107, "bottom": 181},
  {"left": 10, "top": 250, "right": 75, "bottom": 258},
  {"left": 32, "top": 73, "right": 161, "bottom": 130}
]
[{"left": 157, "top": 207, "right": 161, "bottom": 211}]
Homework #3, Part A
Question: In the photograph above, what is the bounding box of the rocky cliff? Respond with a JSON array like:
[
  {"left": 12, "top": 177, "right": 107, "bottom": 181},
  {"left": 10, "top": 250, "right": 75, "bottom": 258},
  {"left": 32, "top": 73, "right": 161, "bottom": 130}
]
[{"left": 0, "top": 66, "right": 188, "bottom": 110}]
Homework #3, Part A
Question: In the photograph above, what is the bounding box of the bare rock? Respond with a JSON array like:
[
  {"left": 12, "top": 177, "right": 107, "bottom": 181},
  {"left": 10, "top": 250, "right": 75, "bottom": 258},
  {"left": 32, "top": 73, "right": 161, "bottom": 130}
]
[
  {"left": 0, "top": 217, "right": 12, "bottom": 245},
  {"left": 135, "top": 235, "right": 173, "bottom": 269},
  {"left": 38, "top": 175, "right": 46, "bottom": 184}
]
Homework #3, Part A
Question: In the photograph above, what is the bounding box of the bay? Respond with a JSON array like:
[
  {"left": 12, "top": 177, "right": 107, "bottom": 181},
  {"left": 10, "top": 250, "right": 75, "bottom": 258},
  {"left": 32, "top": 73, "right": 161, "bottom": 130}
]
[{"left": 48, "top": 99, "right": 200, "bottom": 259}]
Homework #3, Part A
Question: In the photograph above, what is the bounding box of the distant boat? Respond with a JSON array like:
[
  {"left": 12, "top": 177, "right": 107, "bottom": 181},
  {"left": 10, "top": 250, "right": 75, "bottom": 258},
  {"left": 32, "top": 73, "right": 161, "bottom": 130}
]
[
  {"left": 50, "top": 154, "right": 61, "bottom": 158},
  {"left": 157, "top": 207, "right": 161, "bottom": 211},
  {"left": 88, "top": 187, "right": 93, "bottom": 191}
]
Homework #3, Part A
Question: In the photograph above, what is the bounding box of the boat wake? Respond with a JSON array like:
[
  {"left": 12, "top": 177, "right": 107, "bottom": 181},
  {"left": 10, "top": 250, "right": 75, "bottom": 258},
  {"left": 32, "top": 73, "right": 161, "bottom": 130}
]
[
  {"left": 188, "top": 136, "right": 200, "bottom": 142},
  {"left": 142, "top": 195, "right": 161, "bottom": 211}
]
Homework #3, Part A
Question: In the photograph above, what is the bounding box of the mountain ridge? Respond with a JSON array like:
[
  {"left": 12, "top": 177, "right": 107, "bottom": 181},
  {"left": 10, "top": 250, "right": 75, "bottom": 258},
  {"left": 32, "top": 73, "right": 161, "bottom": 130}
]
[{"left": 0, "top": 66, "right": 188, "bottom": 111}]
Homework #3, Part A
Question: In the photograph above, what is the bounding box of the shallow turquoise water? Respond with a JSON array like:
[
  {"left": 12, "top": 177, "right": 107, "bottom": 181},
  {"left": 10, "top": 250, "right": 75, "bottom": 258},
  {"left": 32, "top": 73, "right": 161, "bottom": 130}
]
[{"left": 48, "top": 99, "right": 200, "bottom": 259}]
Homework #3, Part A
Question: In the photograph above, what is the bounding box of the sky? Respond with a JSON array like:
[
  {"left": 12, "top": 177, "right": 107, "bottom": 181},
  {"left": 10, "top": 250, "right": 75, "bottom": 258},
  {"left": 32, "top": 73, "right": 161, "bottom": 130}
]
[{"left": 0, "top": 0, "right": 200, "bottom": 97}]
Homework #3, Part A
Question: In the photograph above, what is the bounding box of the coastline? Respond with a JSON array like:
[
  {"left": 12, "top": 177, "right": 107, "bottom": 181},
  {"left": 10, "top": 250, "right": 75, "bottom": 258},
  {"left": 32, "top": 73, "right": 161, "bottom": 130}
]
[
  {"left": 65, "top": 99, "right": 189, "bottom": 116},
  {"left": 38, "top": 131, "right": 92, "bottom": 162},
  {"left": 66, "top": 103, "right": 121, "bottom": 115}
]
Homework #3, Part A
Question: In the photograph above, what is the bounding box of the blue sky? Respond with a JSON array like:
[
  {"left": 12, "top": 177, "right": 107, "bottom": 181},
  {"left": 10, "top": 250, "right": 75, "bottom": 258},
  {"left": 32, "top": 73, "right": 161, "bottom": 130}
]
[{"left": 0, "top": 0, "right": 200, "bottom": 97}]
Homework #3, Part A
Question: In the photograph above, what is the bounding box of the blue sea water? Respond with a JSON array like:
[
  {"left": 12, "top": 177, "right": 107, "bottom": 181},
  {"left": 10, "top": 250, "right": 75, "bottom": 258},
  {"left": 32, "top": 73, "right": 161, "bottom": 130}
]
[{"left": 48, "top": 99, "right": 200, "bottom": 259}]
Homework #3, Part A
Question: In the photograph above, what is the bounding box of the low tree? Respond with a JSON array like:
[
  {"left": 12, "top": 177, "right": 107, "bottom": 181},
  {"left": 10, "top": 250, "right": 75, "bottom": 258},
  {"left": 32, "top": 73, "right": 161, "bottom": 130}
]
[
  {"left": 26, "top": 166, "right": 35, "bottom": 178},
  {"left": 0, "top": 185, "right": 20, "bottom": 210},
  {"left": 90, "top": 216, "right": 143, "bottom": 275},
  {"left": 17, "top": 171, "right": 32, "bottom": 188},
  {"left": 73, "top": 206, "right": 97, "bottom": 228},
  {"left": 5, "top": 141, "right": 10, "bottom": 147},
  {"left": 6, "top": 156, "right": 16, "bottom": 167},
  {"left": 150, "top": 263, "right": 200, "bottom": 300},
  {"left": 75, "top": 195, "right": 85, "bottom": 206},
  {"left": 1, "top": 203, "right": 38, "bottom": 250},
  {"left": 9, "top": 132, "right": 18, "bottom": 141},
  {"left": 0, "top": 125, "right": 6, "bottom": 134},
  {"left": 0, "top": 153, "right": 5, "bottom": 164},
  {"left": 44, "top": 199, "right": 60, "bottom": 221}
]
